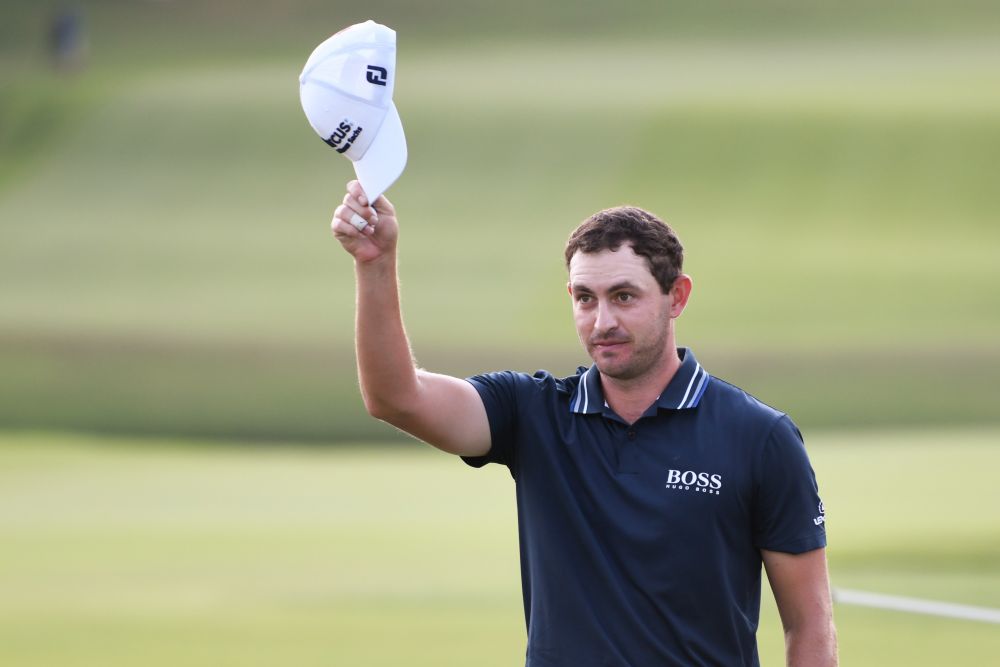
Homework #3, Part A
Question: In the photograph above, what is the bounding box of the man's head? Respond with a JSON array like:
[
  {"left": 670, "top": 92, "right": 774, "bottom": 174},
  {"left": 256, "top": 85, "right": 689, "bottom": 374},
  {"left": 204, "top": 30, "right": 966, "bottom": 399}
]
[
  {"left": 564, "top": 206, "right": 684, "bottom": 295},
  {"left": 564, "top": 206, "right": 691, "bottom": 382}
]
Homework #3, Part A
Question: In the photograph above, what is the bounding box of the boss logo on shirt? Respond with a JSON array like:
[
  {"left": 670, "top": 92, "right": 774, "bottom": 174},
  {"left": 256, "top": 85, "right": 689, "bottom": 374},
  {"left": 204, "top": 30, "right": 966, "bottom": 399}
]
[{"left": 666, "top": 469, "right": 722, "bottom": 495}]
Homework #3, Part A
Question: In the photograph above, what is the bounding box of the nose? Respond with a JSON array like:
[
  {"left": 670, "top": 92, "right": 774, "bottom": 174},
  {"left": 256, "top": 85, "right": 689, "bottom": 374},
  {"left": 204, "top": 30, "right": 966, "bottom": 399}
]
[{"left": 593, "top": 299, "right": 619, "bottom": 335}]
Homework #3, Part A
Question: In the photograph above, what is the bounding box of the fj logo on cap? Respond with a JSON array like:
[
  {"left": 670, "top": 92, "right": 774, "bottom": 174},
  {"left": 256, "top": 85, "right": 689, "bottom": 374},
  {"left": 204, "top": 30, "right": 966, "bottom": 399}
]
[{"left": 366, "top": 65, "right": 388, "bottom": 86}]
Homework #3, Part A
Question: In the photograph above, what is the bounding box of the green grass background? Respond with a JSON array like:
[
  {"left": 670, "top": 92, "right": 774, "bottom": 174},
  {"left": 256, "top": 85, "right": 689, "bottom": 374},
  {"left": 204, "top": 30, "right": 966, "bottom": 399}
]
[
  {"left": 2, "top": 1, "right": 1000, "bottom": 440},
  {"left": 2, "top": 1, "right": 999, "bottom": 664},
  {"left": 1, "top": 429, "right": 998, "bottom": 666}
]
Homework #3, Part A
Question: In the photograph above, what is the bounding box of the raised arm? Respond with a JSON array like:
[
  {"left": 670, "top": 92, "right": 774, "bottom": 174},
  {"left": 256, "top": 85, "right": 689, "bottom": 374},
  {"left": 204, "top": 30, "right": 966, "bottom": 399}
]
[
  {"left": 331, "top": 181, "right": 491, "bottom": 457},
  {"left": 762, "top": 547, "right": 838, "bottom": 667}
]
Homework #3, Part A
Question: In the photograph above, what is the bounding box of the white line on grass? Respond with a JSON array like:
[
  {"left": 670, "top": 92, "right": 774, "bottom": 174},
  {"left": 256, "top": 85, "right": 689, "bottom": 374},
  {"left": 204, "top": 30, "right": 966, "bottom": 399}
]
[{"left": 833, "top": 588, "right": 1000, "bottom": 624}]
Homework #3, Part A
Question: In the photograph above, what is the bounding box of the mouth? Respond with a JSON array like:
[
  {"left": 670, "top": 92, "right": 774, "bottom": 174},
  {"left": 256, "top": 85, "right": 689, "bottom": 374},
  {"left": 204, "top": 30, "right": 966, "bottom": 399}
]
[{"left": 591, "top": 339, "right": 629, "bottom": 351}]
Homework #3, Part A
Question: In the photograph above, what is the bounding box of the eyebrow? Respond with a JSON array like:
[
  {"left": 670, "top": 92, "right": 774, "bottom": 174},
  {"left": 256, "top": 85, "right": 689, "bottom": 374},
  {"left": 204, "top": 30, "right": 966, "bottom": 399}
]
[
  {"left": 570, "top": 280, "right": 641, "bottom": 294},
  {"left": 607, "top": 281, "right": 641, "bottom": 293}
]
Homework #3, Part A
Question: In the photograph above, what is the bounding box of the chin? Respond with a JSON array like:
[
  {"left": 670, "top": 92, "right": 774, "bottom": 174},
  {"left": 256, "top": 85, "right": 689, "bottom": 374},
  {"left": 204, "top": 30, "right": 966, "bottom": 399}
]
[{"left": 595, "top": 360, "right": 640, "bottom": 381}]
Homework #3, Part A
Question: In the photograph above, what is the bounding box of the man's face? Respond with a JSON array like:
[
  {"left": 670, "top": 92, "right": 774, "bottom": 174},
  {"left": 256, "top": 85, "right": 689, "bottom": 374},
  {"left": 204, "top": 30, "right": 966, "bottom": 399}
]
[{"left": 567, "top": 246, "right": 676, "bottom": 381}]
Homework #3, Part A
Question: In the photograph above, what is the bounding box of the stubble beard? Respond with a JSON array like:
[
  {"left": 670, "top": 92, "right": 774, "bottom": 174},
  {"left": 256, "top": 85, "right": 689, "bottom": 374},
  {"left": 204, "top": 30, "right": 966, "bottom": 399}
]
[{"left": 588, "top": 314, "right": 672, "bottom": 383}]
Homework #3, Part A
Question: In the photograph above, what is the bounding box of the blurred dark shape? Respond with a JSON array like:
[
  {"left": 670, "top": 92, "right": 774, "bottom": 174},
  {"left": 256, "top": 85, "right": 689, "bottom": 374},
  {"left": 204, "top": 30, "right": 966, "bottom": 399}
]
[{"left": 48, "top": 7, "right": 87, "bottom": 73}]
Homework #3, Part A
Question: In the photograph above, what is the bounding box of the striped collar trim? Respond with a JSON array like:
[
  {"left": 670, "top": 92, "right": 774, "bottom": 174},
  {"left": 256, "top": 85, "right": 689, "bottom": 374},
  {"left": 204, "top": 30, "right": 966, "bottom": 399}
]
[
  {"left": 570, "top": 365, "right": 601, "bottom": 414},
  {"left": 569, "top": 348, "right": 710, "bottom": 415}
]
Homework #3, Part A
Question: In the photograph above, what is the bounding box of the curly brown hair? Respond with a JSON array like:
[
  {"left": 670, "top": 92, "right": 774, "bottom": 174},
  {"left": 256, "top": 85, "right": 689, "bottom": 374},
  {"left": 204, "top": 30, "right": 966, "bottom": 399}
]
[{"left": 564, "top": 206, "right": 684, "bottom": 294}]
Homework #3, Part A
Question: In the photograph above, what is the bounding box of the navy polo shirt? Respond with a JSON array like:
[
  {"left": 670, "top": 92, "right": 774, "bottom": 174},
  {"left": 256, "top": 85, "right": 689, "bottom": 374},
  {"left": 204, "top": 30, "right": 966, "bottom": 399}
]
[{"left": 463, "top": 348, "right": 826, "bottom": 667}]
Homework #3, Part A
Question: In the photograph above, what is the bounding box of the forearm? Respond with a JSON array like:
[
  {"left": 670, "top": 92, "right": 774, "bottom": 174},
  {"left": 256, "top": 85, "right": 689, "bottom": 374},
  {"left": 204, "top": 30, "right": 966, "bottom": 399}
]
[
  {"left": 763, "top": 548, "right": 838, "bottom": 667},
  {"left": 333, "top": 183, "right": 490, "bottom": 455},
  {"left": 354, "top": 253, "right": 419, "bottom": 419},
  {"left": 785, "top": 619, "right": 838, "bottom": 667}
]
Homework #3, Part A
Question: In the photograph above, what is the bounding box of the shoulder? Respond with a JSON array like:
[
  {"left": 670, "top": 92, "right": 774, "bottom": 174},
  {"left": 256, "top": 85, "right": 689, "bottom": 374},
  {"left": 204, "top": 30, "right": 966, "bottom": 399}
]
[
  {"left": 704, "top": 375, "right": 785, "bottom": 418},
  {"left": 467, "top": 368, "right": 584, "bottom": 403},
  {"left": 468, "top": 368, "right": 584, "bottom": 391},
  {"left": 700, "top": 374, "right": 796, "bottom": 438}
]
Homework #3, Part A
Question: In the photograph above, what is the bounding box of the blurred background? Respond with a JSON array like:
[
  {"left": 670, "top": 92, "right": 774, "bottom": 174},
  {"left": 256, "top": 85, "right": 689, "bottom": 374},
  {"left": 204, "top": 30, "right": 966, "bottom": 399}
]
[{"left": 1, "top": 1, "right": 998, "bottom": 665}]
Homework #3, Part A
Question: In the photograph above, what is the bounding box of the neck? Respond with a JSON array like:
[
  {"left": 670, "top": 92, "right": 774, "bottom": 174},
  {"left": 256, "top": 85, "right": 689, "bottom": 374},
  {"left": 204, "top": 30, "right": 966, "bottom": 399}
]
[{"left": 600, "top": 347, "right": 682, "bottom": 425}]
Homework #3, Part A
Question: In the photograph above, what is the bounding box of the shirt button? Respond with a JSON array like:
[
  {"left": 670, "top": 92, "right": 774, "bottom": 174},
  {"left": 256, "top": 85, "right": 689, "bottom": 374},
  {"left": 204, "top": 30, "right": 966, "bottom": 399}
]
[{"left": 626, "top": 428, "right": 637, "bottom": 440}]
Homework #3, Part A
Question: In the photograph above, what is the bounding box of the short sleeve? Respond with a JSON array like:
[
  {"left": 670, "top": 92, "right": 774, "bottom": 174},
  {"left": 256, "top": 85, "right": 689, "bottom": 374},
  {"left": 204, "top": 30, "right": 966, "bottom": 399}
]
[
  {"left": 461, "top": 371, "right": 522, "bottom": 471},
  {"left": 752, "top": 415, "right": 827, "bottom": 554}
]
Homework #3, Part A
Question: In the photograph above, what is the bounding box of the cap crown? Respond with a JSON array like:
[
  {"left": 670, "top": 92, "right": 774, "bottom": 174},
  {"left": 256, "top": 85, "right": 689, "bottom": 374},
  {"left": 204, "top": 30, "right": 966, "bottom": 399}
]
[{"left": 299, "top": 21, "right": 396, "bottom": 161}]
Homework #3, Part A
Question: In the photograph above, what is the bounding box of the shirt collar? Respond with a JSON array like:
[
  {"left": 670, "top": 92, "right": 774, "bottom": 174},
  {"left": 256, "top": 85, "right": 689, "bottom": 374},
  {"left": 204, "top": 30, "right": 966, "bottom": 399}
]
[{"left": 569, "top": 347, "right": 711, "bottom": 415}]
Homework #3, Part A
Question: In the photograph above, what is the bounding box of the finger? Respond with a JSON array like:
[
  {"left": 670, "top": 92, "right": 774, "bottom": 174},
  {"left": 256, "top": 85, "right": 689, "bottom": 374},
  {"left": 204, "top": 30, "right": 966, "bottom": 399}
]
[
  {"left": 346, "top": 180, "right": 369, "bottom": 207},
  {"left": 332, "top": 215, "right": 366, "bottom": 239},
  {"left": 371, "top": 193, "right": 395, "bottom": 216},
  {"left": 342, "top": 192, "right": 379, "bottom": 224},
  {"left": 333, "top": 205, "right": 365, "bottom": 237},
  {"left": 333, "top": 206, "right": 376, "bottom": 237},
  {"left": 349, "top": 212, "right": 369, "bottom": 232}
]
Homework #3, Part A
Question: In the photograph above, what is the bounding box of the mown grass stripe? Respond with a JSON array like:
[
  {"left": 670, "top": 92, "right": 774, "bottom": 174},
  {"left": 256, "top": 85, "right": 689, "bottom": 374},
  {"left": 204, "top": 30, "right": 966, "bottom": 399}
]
[{"left": 834, "top": 588, "right": 1000, "bottom": 624}]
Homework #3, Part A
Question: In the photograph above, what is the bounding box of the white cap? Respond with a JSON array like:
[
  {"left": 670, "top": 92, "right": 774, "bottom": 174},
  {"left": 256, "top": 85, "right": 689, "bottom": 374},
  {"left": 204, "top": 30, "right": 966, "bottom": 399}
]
[{"left": 299, "top": 21, "right": 407, "bottom": 202}]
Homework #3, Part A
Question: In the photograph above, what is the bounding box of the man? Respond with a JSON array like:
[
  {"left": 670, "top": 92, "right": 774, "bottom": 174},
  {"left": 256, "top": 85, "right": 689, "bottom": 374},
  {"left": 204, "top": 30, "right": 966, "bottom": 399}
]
[{"left": 331, "top": 180, "right": 838, "bottom": 666}]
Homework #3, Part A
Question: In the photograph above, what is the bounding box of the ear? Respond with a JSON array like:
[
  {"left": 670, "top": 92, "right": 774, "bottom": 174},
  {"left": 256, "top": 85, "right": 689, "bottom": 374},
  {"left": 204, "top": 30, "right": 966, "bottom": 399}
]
[
  {"left": 668, "top": 274, "right": 693, "bottom": 318},
  {"left": 566, "top": 281, "right": 573, "bottom": 297}
]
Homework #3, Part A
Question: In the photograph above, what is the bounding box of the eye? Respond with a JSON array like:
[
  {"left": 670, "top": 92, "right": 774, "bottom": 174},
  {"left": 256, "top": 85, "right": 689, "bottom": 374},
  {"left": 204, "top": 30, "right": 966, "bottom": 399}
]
[
  {"left": 616, "top": 292, "right": 634, "bottom": 303},
  {"left": 576, "top": 294, "right": 593, "bottom": 304}
]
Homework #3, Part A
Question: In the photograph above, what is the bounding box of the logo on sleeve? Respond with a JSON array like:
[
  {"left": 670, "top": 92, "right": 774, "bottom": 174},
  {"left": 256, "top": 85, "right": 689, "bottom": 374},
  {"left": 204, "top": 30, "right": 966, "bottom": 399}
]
[
  {"left": 813, "top": 500, "right": 826, "bottom": 526},
  {"left": 666, "top": 469, "right": 722, "bottom": 495}
]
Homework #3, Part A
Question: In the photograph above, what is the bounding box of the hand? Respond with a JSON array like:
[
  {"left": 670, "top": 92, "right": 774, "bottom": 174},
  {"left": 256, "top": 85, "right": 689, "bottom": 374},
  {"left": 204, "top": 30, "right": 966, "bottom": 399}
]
[{"left": 331, "top": 180, "right": 399, "bottom": 264}]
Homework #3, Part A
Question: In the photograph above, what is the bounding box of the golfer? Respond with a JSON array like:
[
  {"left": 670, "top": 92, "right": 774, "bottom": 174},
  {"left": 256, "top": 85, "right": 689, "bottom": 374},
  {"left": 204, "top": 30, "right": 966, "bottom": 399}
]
[{"left": 332, "top": 180, "right": 838, "bottom": 666}]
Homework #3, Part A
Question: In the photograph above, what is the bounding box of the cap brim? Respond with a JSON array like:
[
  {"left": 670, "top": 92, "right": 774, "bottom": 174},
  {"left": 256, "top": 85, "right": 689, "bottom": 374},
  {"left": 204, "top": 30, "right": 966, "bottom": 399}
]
[{"left": 353, "top": 103, "right": 407, "bottom": 202}]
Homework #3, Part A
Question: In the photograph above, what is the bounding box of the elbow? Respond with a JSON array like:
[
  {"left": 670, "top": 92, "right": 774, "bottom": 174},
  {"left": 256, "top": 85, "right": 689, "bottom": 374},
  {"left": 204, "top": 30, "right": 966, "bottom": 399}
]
[
  {"left": 360, "top": 374, "right": 422, "bottom": 425},
  {"left": 362, "top": 393, "right": 390, "bottom": 421},
  {"left": 361, "top": 392, "right": 410, "bottom": 426},
  {"left": 358, "top": 370, "right": 434, "bottom": 436}
]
